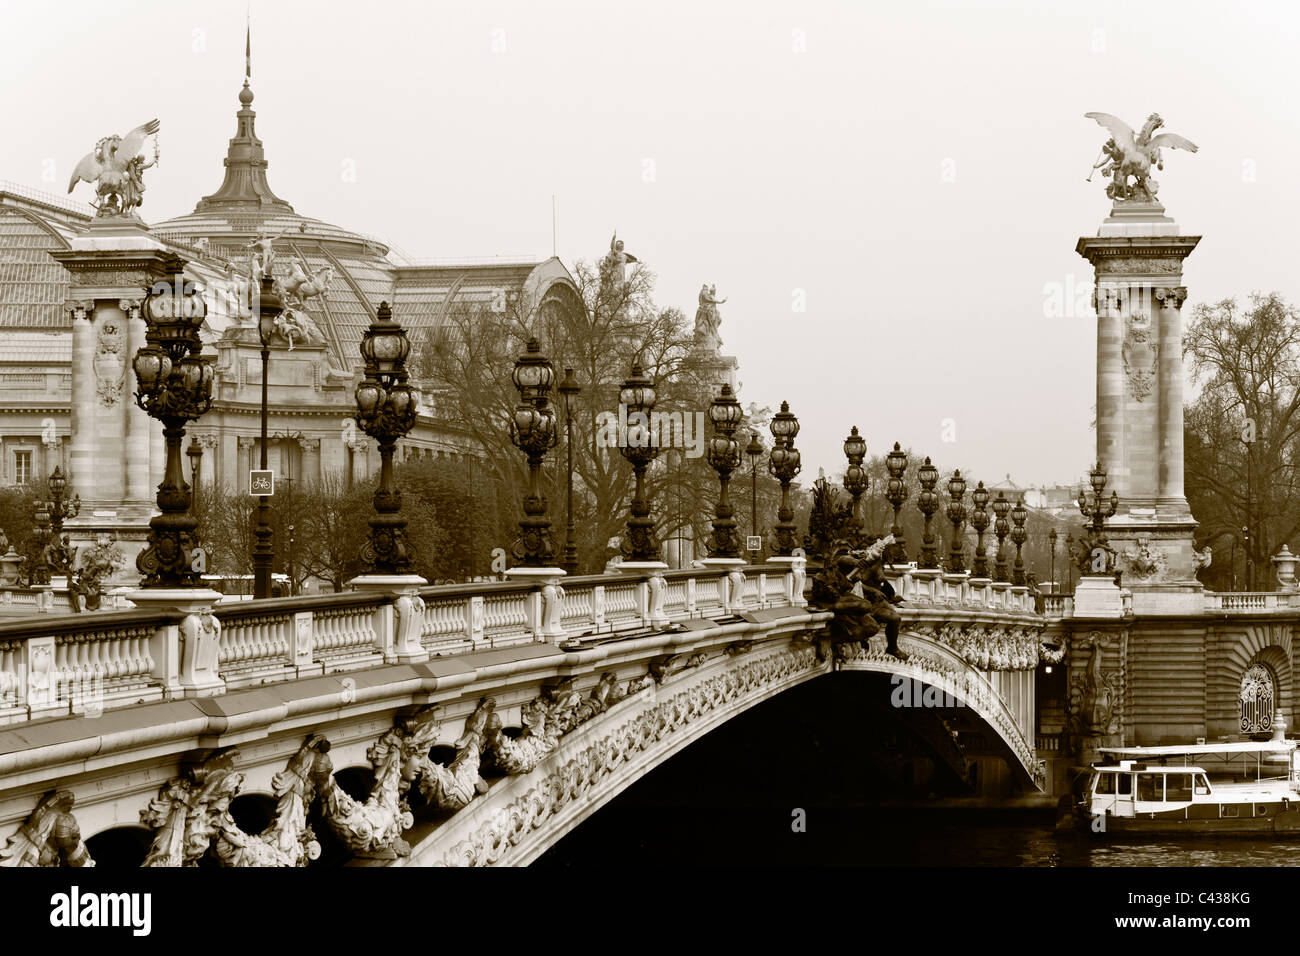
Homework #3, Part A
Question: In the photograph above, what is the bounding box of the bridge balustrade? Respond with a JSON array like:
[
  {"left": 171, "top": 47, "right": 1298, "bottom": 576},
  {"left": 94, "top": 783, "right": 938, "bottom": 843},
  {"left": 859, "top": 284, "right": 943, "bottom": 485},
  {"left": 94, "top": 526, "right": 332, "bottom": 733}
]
[{"left": 0, "top": 566, "right": 771, "bottom": 725}]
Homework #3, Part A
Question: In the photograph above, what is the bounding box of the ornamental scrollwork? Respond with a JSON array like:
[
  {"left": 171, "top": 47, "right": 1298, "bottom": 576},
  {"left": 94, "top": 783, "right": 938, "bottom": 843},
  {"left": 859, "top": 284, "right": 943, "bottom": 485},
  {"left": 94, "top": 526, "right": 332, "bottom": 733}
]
[{"left": 0, "top": 790, "right": 94, "bottom": 867}]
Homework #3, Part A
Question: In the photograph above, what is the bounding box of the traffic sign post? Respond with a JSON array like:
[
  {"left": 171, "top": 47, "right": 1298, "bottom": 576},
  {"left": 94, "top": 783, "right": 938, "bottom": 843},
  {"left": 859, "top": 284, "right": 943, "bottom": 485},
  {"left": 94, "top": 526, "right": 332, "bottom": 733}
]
[{"left": 249, "top": 469, "right": 275, "bottom": 496}]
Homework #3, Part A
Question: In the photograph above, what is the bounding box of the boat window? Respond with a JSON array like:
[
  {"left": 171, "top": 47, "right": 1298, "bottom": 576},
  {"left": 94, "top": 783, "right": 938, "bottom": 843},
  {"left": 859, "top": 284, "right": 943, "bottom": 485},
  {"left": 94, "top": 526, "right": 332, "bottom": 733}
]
[
  {"left": 1095, "top": 772, "right": 1115, "bottom": 795},
  {"left": 1136, "top": 773, "right": 1163, "bottom": 801},
  {"left": 1165, "top": 774, "right": 1193, "bottom": 801},
  {"left": 1194, "top": 774, "right": 1211, "bottom": 795},
  {"left": 1117, "top": 773, "right": 1132, "bottom": 796}
]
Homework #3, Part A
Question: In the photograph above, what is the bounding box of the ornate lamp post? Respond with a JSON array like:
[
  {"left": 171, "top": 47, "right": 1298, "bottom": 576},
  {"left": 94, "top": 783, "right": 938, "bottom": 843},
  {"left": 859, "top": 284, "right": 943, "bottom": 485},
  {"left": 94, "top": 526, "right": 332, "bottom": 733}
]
[
  {"left": 131, "top": 265, "right": 213, "bottom": 588},
  {"left": 992, "top": 492, "right": 1012, "bottom": 582},
  {"left": 746, "top": 430, "right": 764, "bottom": 542},
  {"left": 945, "top": 469, "right": 967, "bottom": 573},
  {"left": 885, "top": 442, "right": 909, "bottom": 564},
  {"left": 1077, "top": 462, "right": 1118, "bottom": 537},
  {"left": 557, "top": 366, "right": 582, "bottom": 574},
  {"left": 970, "top": 480, "right": 991, "bottom": 578},
  {"left": 619, "top": 362, "right": 663, "bottom": 564},
  {"left": 1048, "top": 527, "right": 1058, "bottom": 595},
  {"left": 1077, "top": 462, "right": 1119, "bottom": 578},
  {"left": 353, "top": 302, "right": 419, "bottom": 574},
  {"left": 1010, "top": 496, "right": 1029, "bottom": 586},
  {"left": 1065, "top": 531, "right": 1075, "bottom": 593},
  {"left": 916, "top": 456, "right": 940, "bottom": 569},
  {"left": 45, "top": 466, "right": 80, "bottom": 538},
  {"left": 29, "top": 502, "right": 51, "bottom": 586},
  {"left": 842, "top": 426, "right": 868, "bottom": 548},
  {"left": 767, "top": 401, "right": 802, "bottom": 557},
  {"left": 186, "top": 439, "right": 203, "bottom": 512},
  {"left": 508, "top": 339, "right": 559, "bottom": 568},
  {"left": 252, "top": 274, "right": 281, "bottom": 599},
  {"left": 704, "top": 383, "right": 745, "bottom": 560}
]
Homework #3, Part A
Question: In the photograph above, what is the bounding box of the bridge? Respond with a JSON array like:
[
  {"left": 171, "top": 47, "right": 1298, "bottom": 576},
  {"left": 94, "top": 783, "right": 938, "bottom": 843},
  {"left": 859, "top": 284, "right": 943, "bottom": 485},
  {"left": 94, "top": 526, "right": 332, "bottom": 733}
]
[{"left": 0, "top": 562, "right": 1049, "bottom": 867}]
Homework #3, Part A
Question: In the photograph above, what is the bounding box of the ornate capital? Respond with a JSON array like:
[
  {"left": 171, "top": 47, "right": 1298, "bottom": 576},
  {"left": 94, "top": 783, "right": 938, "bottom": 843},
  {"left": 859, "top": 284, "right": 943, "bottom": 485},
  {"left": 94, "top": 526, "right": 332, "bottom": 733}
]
[
  {"left": 196, "top": 433, "right": 221, "bottom": 449},
  {"left": 1154, "top": 286, "right": 1188, "bottom": 310},
  {"left": 297, "top": 435, "right": 320, "bottom": 452},
  {"left": 237, "top": 436, "right": 256, "bottom": 450},
  {"left": 66, "top": 299, "right": 94, "bottom": 322},
  {"left": 117, "top": 297, "right": 143, "bottom": 319}
]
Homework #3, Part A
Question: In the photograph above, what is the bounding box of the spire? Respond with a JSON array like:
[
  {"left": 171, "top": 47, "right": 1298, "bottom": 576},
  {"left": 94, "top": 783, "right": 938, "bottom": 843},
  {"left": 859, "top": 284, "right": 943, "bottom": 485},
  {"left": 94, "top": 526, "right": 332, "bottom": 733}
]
[{"left": 192, "top": 21, "right": 292, "bottom": 213}]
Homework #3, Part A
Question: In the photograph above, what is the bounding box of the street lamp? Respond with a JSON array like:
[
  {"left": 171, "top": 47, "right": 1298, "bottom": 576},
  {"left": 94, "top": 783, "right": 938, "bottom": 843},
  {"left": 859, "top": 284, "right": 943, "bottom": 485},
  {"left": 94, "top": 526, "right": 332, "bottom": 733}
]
[
  {"left": 1048, "top": 527, "right": 1058, "bottom": 595},
  {"left": 619, "top": 362, "right": 663, "bottom": 563},
  {"left": 945, "top": 469, "right": 967, "bottom": 573},
  {"left": 186, "top": 439, "right": 203, "bottom": 512},
  {"left": 842, "top": 426, "right": 868, "bottom": 548},
  {"left": 354, "top": 301, "right": 419, "bottom": 573},
  {"left": 132, "top": 261, "right": 213, "bottom": 588},
  {"left": 746, "top": 430, "right": 764, "bottom": 543},
  {"left": 992, "top": 492, "right": 1012, "bottom": 582},
  {"left": 1077, "top": 462, "right": 1119, "bottom": 577},
  {"left": 46, "top": 466, "right": 80, "bottom": 538},
  {"left": 705, "top": 383, "right": 745, "bottom": 560},
  {"left": 1065, "top": 531, "right": 1075, "bottom": 594},
  {"left": 970, "top": 480, "right": 991, "bottom": 578},
  {"left": 767, "top": 401, "right": 802, "bottom": 557},
  {"left": 916, "top": 456, "right": 940, "bottom": 569},
  {"left": 29, "top": 501, "right": 51, "bottom": 586},
  {"left": 557, "top": 366, "right": 582, "bottom": 574},
  {"left": 508, "top": 339, "right": 558, "bottom": 568},
  {"left": 885, "top": 442, "right": 909, "bottom": 564},
  {"left": 252, "top": 274, "right": 281, "bottom": 599},
  {"left": 1010, "top": 496, "right": 1029, "bottom": 586}
]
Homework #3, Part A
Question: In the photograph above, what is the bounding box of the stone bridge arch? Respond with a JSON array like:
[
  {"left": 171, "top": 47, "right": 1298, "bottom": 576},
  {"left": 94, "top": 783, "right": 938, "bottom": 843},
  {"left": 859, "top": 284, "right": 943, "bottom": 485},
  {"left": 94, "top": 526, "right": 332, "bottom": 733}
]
[
  {"left": 398, "top": 631, "right": 1042, "bottom": 867},
  {"left": 1207, "top": 621, "right": 1298, "bottom": 739}
]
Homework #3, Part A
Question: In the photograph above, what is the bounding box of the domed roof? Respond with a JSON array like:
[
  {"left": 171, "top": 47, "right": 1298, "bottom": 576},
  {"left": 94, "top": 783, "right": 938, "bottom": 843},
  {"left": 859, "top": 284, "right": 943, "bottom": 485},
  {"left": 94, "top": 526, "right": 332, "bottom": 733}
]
[{"left": 149, "top": 75, "right": 397, "bottom": 368}]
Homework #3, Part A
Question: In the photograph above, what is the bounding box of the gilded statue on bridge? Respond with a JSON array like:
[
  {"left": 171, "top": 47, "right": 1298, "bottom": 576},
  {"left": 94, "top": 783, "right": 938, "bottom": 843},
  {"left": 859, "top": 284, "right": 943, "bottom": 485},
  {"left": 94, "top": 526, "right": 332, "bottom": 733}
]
[{"left": 1085, "top": 112, "right": 1197, "bottom": 203}]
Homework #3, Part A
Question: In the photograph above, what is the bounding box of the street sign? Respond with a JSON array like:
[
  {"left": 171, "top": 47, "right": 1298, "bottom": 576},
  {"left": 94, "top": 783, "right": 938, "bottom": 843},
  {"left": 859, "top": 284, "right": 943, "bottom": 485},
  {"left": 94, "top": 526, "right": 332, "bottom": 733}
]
[
  {"left": 746, "top": 535, "right": 762, "bottom": 552},
  {"left": 249, "top": 469, "right": 275, "bottom": 496}
]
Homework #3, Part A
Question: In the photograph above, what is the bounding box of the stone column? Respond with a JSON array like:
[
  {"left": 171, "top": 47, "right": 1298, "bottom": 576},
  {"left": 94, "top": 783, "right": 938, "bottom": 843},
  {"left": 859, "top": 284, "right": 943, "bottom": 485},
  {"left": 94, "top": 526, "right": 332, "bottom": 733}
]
[
  {"left": 120, "top": 298, "right": 153, "bottom": 506},
  {"left": 67, "top": 300, "right": 95, "bottom": 495},
  {"left": 1155, "top": 286, "right": 1189, "bottom": 514},
  {"left": 237, "top": 437, "right": 256, "bottom": 492},
  {"left": 1094, "top": 285, "right": 1127, "bottom": 498}
]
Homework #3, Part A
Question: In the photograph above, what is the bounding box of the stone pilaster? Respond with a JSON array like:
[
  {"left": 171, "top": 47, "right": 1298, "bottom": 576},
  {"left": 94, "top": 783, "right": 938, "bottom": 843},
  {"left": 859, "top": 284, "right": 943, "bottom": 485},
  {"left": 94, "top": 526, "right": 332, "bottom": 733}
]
[{"left": 120, "top": 297, "right": 153, "bottom": 507}]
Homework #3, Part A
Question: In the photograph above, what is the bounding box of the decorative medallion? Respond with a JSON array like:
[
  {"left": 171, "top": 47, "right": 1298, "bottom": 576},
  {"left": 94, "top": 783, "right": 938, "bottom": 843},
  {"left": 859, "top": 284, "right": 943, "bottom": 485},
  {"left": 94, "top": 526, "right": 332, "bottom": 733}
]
[
  {"left": 1121, "top": 312, "right": 1159, "bottom": 401},
  {"left": 93, "top": 318, "right": 126, "bottom": 407}
]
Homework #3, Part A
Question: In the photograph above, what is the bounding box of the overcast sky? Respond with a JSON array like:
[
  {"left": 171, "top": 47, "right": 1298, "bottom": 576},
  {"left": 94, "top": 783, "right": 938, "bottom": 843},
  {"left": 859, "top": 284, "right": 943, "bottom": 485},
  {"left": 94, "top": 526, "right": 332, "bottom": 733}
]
[{"left": 5, "top": 0, "right": 1299, "bottom": 488}]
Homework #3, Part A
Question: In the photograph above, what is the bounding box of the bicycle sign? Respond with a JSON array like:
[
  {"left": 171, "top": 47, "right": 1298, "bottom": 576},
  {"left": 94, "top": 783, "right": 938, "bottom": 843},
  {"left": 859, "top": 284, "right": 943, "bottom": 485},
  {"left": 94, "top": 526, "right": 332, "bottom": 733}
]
[{"left": 249, "top": 469, "right": 275, "bottom": 496}]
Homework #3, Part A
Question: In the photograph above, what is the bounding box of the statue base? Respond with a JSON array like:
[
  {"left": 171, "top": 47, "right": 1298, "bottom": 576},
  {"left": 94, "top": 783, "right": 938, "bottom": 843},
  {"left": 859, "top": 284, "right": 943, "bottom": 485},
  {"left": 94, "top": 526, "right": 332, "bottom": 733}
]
[
  {"left": 1099, "top": 201, "right": 1177, "bottom": 237},
  {"left": 1073, "top": 575, "right": 1125, "bottom": 619},
  {"left": 503, "top": 567, "right": 567, "bottom": 585}
]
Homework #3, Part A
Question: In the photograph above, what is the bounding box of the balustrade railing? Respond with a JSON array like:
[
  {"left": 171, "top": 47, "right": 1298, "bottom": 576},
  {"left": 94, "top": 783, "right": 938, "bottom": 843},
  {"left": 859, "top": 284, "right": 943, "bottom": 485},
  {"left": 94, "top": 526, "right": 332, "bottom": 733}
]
[
  {"left": 1204, "top": 591, "right": 1300, "bottom": 612},
  {"left": 0, "top": 559, "right": 1062, "bottom": 727},
  {"left": 0, "top": 565, "right": 789, "bottom": 725}
]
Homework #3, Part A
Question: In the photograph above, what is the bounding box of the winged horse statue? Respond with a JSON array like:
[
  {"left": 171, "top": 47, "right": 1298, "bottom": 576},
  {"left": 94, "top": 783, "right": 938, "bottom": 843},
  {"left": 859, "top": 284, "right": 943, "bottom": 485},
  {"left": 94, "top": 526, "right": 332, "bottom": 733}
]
[
  {"left": 67, "top": 119, "right": 160, "bottom": 217},
  {"left": 1085, "top": 112, "right": 1197, "bottom": 203}
]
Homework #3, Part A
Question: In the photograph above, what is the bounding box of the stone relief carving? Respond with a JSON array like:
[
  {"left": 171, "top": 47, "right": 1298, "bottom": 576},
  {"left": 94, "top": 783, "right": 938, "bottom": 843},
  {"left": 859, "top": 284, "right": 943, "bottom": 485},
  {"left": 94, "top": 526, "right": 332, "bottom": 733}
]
[
  {"left": 0, "top": 790, "right": 94, "bottom": 867},
  {"left": 66, "top": 299, "right": 94, "bottom": 322},
  {"left": 486, "top": 696, "right": 561, "bottom": 776},
  {"left": 320, "top": 706, "right": 438, "bottom": 859},
  {"left": 1154, "top": 286, "right": 1187, "bottom": 310},
  {"left": 414, "top": 698, "right": 494, "bottom": 811},
  {"left": 1121, "top": 538, "right": 1168, "bottom": 580},
  {"left": 1068, "top": 631, "right": 1127, "bottom": 737},
  {"left": 1095, "top": 256, "right": 1183, "bottom": 276},
  {"left": 140, "top": 742, "right": 324, "bottom": 867},
  {"left": 1121, "top": 312, "right": 1159, "bottom": 401},
  {"left": 93, "top": 317, "right": 126, "bottom": 407}
]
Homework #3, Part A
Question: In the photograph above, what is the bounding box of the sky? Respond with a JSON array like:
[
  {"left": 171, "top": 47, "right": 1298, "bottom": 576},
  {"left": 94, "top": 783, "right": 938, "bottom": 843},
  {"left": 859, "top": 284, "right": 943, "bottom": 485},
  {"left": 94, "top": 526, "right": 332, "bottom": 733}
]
[{"left": 4, "top": 0, "right": 1299, "bottom": 488}]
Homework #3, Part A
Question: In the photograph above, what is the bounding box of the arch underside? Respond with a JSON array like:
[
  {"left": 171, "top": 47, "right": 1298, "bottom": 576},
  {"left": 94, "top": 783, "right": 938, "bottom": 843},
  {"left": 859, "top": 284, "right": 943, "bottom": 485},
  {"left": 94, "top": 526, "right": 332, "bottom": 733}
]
[{"left": 399, "top": 632, "right": 1041, "bottom": 867}]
